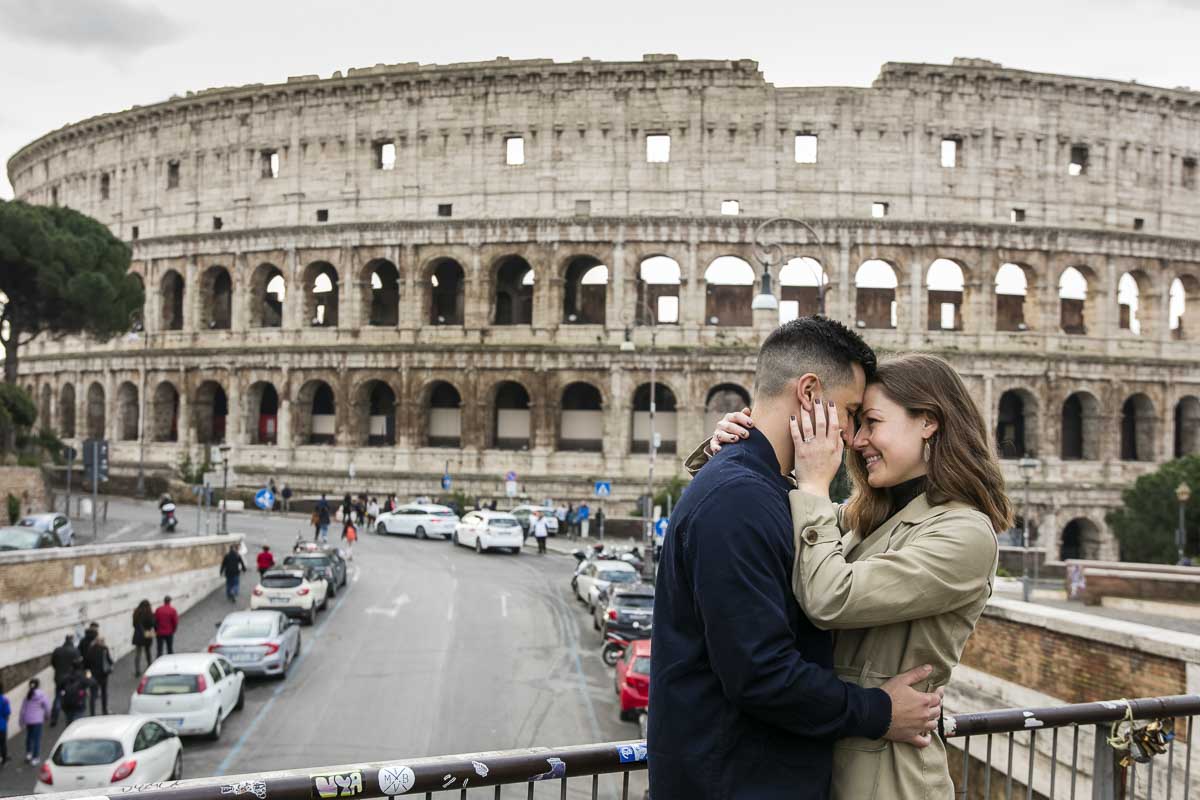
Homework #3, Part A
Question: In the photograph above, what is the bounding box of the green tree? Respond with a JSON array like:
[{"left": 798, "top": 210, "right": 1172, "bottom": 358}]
[
  {"left": 0, "top": 383, "right": 35, "bottom": 452},
  {"left": 0, "top": 200, "right": 143, "bottom": 383},
  {"left": 1106, "top": 455, "right": 1200, "bottom": 564}
]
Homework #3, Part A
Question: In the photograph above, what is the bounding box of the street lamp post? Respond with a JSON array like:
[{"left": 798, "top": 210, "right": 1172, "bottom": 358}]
[
  {"left": 622, "top": 296, "right": 658, "bottom": 583},
  {"left": 751, "top": 217, "right": 830, "bottom": 316},
  {"left": 1018, "top": 457, "right": 1040, "bottom": 602},
  {"left": 1176, "top": 482, "right": 1192, "bottom": 565},
  {"left": 219, "top": 444, "right": 232, "bottom": 535},
  {"left": 127, "top": 311, "right": 147, "bottom": 499}
]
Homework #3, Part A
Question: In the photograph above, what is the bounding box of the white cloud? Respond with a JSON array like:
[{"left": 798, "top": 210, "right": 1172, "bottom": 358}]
[{"left": 0, "top": 0, "right": 182, "bottom": 55}]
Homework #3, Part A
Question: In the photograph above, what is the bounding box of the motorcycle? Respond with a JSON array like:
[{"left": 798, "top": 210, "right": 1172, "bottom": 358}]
[
  {"left": 160, "top": 502, "right": 177, "bottom": 532},
  {"left": 602, "top": 627, "right": 648, "bottom": 667}
]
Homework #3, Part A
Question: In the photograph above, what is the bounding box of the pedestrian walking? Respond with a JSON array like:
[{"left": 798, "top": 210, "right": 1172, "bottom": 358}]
[
  {"left": 343, "top": 519, "right": 357, "bottom": 557},
  {"left": 595, "top": 507, "right": 606, "bottom": 539},
  {"left": 220, "top": 544, "right": 246, "bottom": 602},
  {"left": 19, "top": 678, "right": 51, "bottom": 764},
  {"left": 48, "top": 635, "right": 78, "bottom": 726},
  {"left": 281, "top": 483, "right": 293, "bottom": 513},
  {"left": 154, "top": 596, "right": 179, "bottom": 657},
  {"left": 83, "top": 636, "right": 113, "bottom": 716},
  {"left": 59, "top": 661, "right": 95, "bottom": 725},
  {"left": 268, "top": 478, "right": 278, "bottom": 510},
  {"left": 566, "top": 503, "right": 576, "bottom": 537},
  {"left": 340, "top": 494, "right": 353, "bottom": 526},
  {"left": 533, "top": 510, "right": 549, "bottom": 555},
  {"left": 77, "top": 622, "right": 99, "bottom": 663},
  {"left": 256, "top": 545, "right": 275, "bottom": 580},
  {"left": 366, "top": 497, "right": 380, "bottom": 530},
  {"left": 317, "top": 499, "right": 331, "bottom": 543},
  {"left": 0, "top": 678, "right": 11, "bottom": 767},
  {"left": 131, "top": 599, "right": 155, "bottom": 675},
  {"left": 353, "top": 496, "right": 365, "bottom": 526}
]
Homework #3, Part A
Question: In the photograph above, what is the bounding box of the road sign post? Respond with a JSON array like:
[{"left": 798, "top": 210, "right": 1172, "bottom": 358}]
[
  {"left": 593, "top": 481, "right": 611, "bottom": 498},
  {"left": 255, "top": 487, "right": 276, "bottom": 512}
]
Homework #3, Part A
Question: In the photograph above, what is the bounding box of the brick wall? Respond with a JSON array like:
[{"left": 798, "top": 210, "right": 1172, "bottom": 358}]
[
  {"left": 1080, "top": 570, "right": 1200, "bottom": 605},
  {"left": 0, "top": 466, "right": 49, "bottom": 520}
]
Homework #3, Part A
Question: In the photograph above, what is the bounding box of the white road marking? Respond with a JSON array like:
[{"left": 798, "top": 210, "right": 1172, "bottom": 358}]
[
  {"left": 446, "top": 600, "right": 455, "bottom": 622},
  {"left": 365, "top": 593, "right": 411, "bottom": 618},
  {"left": 500, "top": 593, "right": 508, "bottom": 618}
]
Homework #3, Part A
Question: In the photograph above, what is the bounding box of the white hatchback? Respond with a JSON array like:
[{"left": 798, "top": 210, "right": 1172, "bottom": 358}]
[
  {"left": 35, "top": 715, "right": 182, "bottom": 794},
  {"left": 375, "top": 504, "right": 458, "bottom": 539},
  {"left": 453, "top": 510, "right": 524, "bottom": 554},
  {"left": 129, "top": 653, "right": 245, "bottom": 740}
]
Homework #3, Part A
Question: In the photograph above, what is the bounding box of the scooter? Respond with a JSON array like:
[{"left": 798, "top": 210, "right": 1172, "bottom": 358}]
[
  {"left": 602, "top": 627, "right": 648, "bottom": 667},
  {"left": 160, "top": 502, "right": 177, "bottom": 532}
]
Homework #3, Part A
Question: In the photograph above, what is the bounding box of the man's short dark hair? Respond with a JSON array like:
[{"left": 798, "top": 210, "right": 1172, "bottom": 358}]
[{"left": 753, "top": 316, "right": 877, "bottom": 399}]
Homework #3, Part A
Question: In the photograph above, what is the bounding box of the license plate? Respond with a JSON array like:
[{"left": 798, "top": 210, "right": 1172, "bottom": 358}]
[
  {"left": 162, "top": 718, "right": 184, "bottom": 729},
  {"left": 231, "top": 653, "right": 256, "bottom": 662},
  {"left": 270, "top": 595, "right": 290, "bottom": 603}
]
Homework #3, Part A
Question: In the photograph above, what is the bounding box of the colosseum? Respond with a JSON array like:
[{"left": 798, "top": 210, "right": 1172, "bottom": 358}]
[{"left": 7, "top": 54, "right": 1200, "bottom": 559}]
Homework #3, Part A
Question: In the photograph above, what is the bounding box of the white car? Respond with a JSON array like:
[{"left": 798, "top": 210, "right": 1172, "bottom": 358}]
[
  {"left": 375, "top": 504, "right": 458, "bottom": 539},
  {"left": 251, "top": 567, "right": 329, "bottom": 626},
  {"left": 509, "top": 505, "right": 560, "bottom": 536},
  {"left": 574, "top": 560, "right": 640, "bottom": 611},
  {"left": 453, "top": 510, "right": 524, "bottom": 554},
  {"left": 129, "top": 653, "right": 245, "bottom": 740},
  {"left": 35, "top": 715, "right": 182, "bottom": 794},
  {"left": 19, "top": 513, "right": 74, "bottom": 546}
]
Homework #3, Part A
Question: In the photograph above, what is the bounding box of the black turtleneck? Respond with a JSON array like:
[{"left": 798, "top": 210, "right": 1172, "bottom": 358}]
[{"left": 888, "top": 475, "right": 927, "bottom": 518}]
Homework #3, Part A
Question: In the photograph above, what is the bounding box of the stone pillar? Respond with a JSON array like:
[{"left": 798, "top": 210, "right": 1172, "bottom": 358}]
[
  {"left": 464, "top": 247, "right": 489, "bottom": 330},
  {"left": 604, "top": 365, "right": 627, "bottom": 460},
  {"left": 682, "top": 241, "right": 702, "bottom": 332},
  {"left": 278, "top": 398, "right": 293, "bottom": 449},
  {"left": 144, "top": 258, "right": 160, "bottom": 334},
  {"left": 906, "top": 251, "right": 927, "bottom": 338},
  {"left": 397, "top": 243, "right": 419, "bottom": 332},
  {"left": 178, "top": 379, "right": 192, "bottom": 446},
  {"left": 184, "top": 259, "right": 200, "bottom": 332},
  {"left": 609, "top": 240, "right": 627, "bottom": 335},
  {"left": 339, "top": 247, "right": 358, "bottom": 330},
  {"left": 227, "top": 376, "right": 243, "bottom": 446},
  {"left": 283, "top": 248, "right": 301, "bottom": 330},
  {"left": 230, "top": 253, "right": 248, "bottom": 332}
]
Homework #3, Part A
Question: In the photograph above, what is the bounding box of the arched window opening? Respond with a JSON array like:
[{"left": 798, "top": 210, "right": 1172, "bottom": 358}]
[
  {"left": 638, "top": 256, "right": 681, "bottom": 325},
  {"left": 705, "top": 384, "right": 752, "bottom": 435},
  {"left": 1061, "top": 392, "right": 1100, "bottom": 460},
  {"left": 427, "top": 382, "right": 462, "bottom": 448},
  {"left": 855, "top": 260, "right": 898, "bottom": 329},
  {"left": 703, "top": 256, "right": 755, "bottom": 327},
  {"left": 559, "top": 383, "right": 603, "bottom": 452},
  {"left": 38, "top": 385, "right": 52, "bottom": 433},
  {"left": 250, "top": 264, "right": 285, "bottom": 328},
  {"left": 194, "top": 381, "right": 228, "bottom": 445},
  {"left": 202, "top": 266, "right": 233, "bottom": 330},
  {"left": 86, "top": 383, "right": 106, "bottom": 439},
  {"left": 1175, "top": 396, "right": 1200, "bottom": 457},
  {"left": 246, "top": 382, "right": 279, "bottom": 445},
  {"left": 631, "top": 384, "right": 678, "bottom": 454},
  {"left": 778, "top": 258, "right": 826, "bottom": 324},
  {"left": 493, "top": 381, "right": 531, "bottom": 450},
  {"left": 1059, "top": 267, "right": 1089, "bottom": 335},
  {"left": 60, "top": 384, "right": 76, "bottom": 438},
  {"left": 307, "top": 383, "right": 336, "bottom": 445},
  {"left": 161, "top": 271, "right": 185, "bottom": 331},
  {"left": 493, "top": 256, "right": 534, "bottom": 325},
  {"left": 362, "top": 381, "right": 397, "bottom": 446},
  {"left": 1119, "top": 393, "right": 1155, "bottom": 462},
  {"left": 116, "top": 383, "right": 139, "bottom": 442},
  {"left": 995, "top": 263, "right": 1030, "bottom": 332},
  {"left": 429, "top": 259, "right": 465, "bottom": 325},
  {"left": 996, "top": 390, "right": 1037, "bottom": 458},
  {"left": 1117, "top": 273, "right": 1142, "bottom": 334},
  {"left": 151, "top": 382, "right": 179, "bottom": 442},
  {"left": 563, "top": 257, "right": 608, "bottom": 325},
  {"left": 304, "top": 262, "right": 339, "bottom": 327},
  {"left": 1060, "top": 518, "right": 1102, "bottom": 561},
  {"left": 1170, "top": 278, "right": 1185, "bottom": 339},
  {"left": 926, "top": 259, "right": 965, "bottom": 331},
  {"left": 366, "top": 260, "right": 400, "bottom": 327}
]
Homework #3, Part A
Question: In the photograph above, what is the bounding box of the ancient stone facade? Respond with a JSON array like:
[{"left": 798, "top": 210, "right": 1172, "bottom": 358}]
[{"left": 9, "top": 55, "right": 1200, "bottom": 559}]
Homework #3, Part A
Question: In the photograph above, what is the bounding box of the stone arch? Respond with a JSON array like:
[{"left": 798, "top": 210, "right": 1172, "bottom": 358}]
[
  {"left": 423, "top": 380, "right": 463, "bottom": 448},
  {"left": 559, "top": 381, "right": 604, "bottom": 451},
  {"left": 491, "top": 380, "right": 532, "bottom": 450},
  {"left": 363, "top": 259, "right": 400, "bottom": 327},
  {"left": 193, "top": 380, "right": 228, "bottom": 445},
  {"left": 995, "top": 263, "right": 1032, "bottom": 332},
  {"left": 38, "top": 384, "right": 52, "bottom": 432},
  {"left": 562, "top": 255, "right": 608, "bottom": 325},
  {"left": 703, "top": 256, "right": 755, "bottom": 327},
  {"left": 1169, "top": 274, "right": 1200, "bottom": 341},
  {"left": 926, "top": 258, "right": 967, "bottom": 331},
  {"left": 249, "top": 263, "right": 285, "bottom": 328},
  {"left": 354, "top": 379, "right": 397, "bottom": 446},
  {"left": 200, "top": 265, "right": 233, "bottom": 330},
  {"left": 298, "top": 379, "right": 337, "bottom": 445},
  {"left": 426, "top": 257, "right": 466, "bottom": 326},
  {"left": 60, "top": 384, "right": 76, "bottom": 438},
  {"left": 1058, "top": 265, "right": 1096, "bottom": 335},
  {"left": 1119, "top": 392, "right": 1156, "bottom": 462},
  {"left": 150, "top": 381, "right": 180, "bottom": 442},
  {"left": 492, "top": 255, "right": 535, "bottom": 325},
  {"left": 160, "top": 270, "right": 185, "bottom": 331},
  {"left": 631, "top": 383, "right": 678, "bottom": 454},
  {"left": 1061, "top": 390, "right": 1101, "bottom": 461},
  {"left": 85, "top": 382, "right": 106, "bottom": 439},
  {"left": 1175, "top": 395, "right": 1200, "bottom": 457},
  {"left": 303, "top": 261, "right": 339, "bottom": 327},
  {"left": 245, "top": 381, "right": 279, "bottom": 445},
  {"left": 779, "top": 257, "right": 826, "bottom": 323},
  {"left": 996, "top": 388, "right": 1039, "bottom": 458},
  {"left": 855, "top": 259, "right": 899, "bottom": 329},
  {"left": 116, "top": 382, "right": 139, "bottom": 441},
  {"left": 637, "top": 255, "right": 682, "bottom": 325},
  {"left": 705, "top": 383, "right": 752, "bottom": 434},
  {"left": 1060, "top": 517, "right": 1104, "bottom": 561}
]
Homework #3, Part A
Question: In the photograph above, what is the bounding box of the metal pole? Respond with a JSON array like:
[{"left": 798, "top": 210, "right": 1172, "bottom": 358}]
[
  {"left": 1022, "top": 475, "right": 1032, "bottom": 602},
  {"left": 1180, "top": 499, "right": 1188, "bottom": 565},
  {"left": 91, "top": 444, "right": 98, "bottom": 540},
  {"left": 643, "top": 309, "right": 656, "bottom": 582},
  {"left": 221, "top": 458, "right": 229, "bottom": 535},
  {"left": 136, "top": 344, "right": 146, "bottom": 498},
  {"left": 65, "top": 450, "right": 73, "bottom": 517}
]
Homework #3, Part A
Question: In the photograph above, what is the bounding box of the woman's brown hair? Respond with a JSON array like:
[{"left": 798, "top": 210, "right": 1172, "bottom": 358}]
[{"left": 843, "top": 354, "right": 1014, "bottom": 537}]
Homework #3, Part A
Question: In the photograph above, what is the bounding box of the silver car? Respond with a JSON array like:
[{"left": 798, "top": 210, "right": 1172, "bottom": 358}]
[
  {"left": 19, "top": 513, "right": 74, "bottom": 546},
  {"left": 207, "top": 610, "right": 301, "bottom": 679}
]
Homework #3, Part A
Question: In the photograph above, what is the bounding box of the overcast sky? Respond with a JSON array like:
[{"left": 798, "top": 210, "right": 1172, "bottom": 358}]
[{"left": 3, "top": 0, "right": 1200, "bottom": 199}]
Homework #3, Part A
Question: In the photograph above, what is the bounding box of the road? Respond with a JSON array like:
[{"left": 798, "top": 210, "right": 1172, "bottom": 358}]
[{"left": 1, "top": 509, "right": 646, "bottom": 799}]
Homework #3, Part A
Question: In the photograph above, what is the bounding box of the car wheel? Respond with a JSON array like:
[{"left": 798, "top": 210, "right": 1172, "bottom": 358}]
[
  {"left": 593, "top": 614, "right": 600, "bottom": 631},
  {"left": 209, "top": 709, "right": 223, "bottom": 741},
  {"left": 475, "top": 539, "right": 483, "bottom": 554},
  {"left": 170, "top": 751, "right": 182, "bottom": 780},
  {"left": 452, "top": 532, "right": 459, "bottom": 545},
  {"left": 376, "top": 522, "right": 388, "bottom": 536},
  {"left": 234, "top": 684, "right": 245, "bottom": 711},
  {"left": 511, "top": 547, "right": 520, "bottom": 555},
  {"left": 306, "top": 605, "right": 317, "bottom": 626},
  {"left": 619, "top": 707, "right": 636, "bottom": 722},
  {"left": 416, "top": 526, "right": 427, "bottom": 540}
]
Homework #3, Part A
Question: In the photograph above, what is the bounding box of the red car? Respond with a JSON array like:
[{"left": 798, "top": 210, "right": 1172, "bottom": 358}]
[{"left": 614, "top": 638, "right": 651, "bottom": 721}]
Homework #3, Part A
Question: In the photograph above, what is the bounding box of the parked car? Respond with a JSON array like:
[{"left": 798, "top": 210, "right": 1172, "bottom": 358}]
[
  {"left": 613, "top": 638, "right": 651, "bottom": 722},
  {"left": 20, "top": 513, "right": 74, "bottom": 546},
  {"left": 285, "top": 543, "right": 347, "bottom": 594},
  {"left": 509, "top": 505, "right": 559, "bottom": 536},
  {"left": 251, "top": 568, "right": 328, "bottom": 625},
  {"left": 129, "top": 653, "right": 245, "bottom": 740},
  {"left": 35, "top": 715, "right": 182, "bottom": 794},
  {"left": 207, "top": 610, "right": 301, "bottom": 678},
  {"left": 453, "top": 510, "right": 524, "bottom": 554},
  {"left": 0, "top": 525, "right": 63, "bottom": 550},
  {"left": 574, "top": 560, "right": 639, "bottom": 611},
  {"left": 375, "top": 504, "right": 458, "bottom": 539},
  {"left": 594, "top": 583, "right": 655, "bottom": 635}
]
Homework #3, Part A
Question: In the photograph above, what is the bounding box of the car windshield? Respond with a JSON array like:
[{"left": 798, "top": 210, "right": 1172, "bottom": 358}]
[
  {"left": 142, "top": 674, "right": 201, "bottom": 695},
  {"left": 17, "top": 518, "right": 39, "bottom": 528},
  {"left": 286, "top": 555, "right": 330, "bottom": 568},
  {"left": 631, "top": 656, "right": 651, "bottom": 676},
  {"left": 431, "top": 510, "right": 456, "bottom": 517},
  {"left": 489, "top": 518, "right": 519, "bottom": 528},
  {"left": 601, "top": 570, "right": 638, "bottom": 583},
  {"left": 220, "top": 621, "right": 275, "bottom": 638},
  {"left": 54, "top": 739, "right": 123, "bottom": 766},
  {"left": 0, "top": 528, "right": 40, "bottom": 549},
  {"left": 616, "top": 595, "right": 654, "bottom": 608},
  {"left": 262, "top": 574, "right": 303, "bottom": 589}
]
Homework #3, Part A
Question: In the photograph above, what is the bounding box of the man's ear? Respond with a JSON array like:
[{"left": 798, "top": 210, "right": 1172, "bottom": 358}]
[{"left": 795, "top": 373, "right": 821, "bottom": 411}]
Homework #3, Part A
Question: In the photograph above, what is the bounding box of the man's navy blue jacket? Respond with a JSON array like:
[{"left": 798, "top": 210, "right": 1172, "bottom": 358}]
[{"left": 648, "top": 429, "right": 891, "bottom": 799}]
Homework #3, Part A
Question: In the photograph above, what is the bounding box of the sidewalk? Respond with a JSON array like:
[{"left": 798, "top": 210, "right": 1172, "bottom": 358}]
[{"left": 522, "top": 534, "right": 646, "bottom": 556}]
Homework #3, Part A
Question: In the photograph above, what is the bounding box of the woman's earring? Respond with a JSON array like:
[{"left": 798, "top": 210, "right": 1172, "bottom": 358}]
[{"left": 923, "top": 440, "right": 931, "bottom": 463}]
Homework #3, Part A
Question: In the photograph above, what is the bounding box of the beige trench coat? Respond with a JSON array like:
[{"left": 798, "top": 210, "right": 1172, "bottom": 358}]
[{"left": 683, "top": 442, "right": 998, "bottom": 800}]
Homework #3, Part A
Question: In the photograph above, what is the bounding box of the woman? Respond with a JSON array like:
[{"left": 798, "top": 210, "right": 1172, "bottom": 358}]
[
  {"left": 131, "top": 599, "right": 155, "bottom": 675},
  {"left": 0, "top": 678, "right": 11, "bottom": 766},
  {"left": 697, "top": 354, "right": 1010, "bottom": 799},
  {"left": 19, "top": 678, "right": 51, "bottom": 765},
  {"left": 83, "top": 635, "right": 113, "bottom": 715}
]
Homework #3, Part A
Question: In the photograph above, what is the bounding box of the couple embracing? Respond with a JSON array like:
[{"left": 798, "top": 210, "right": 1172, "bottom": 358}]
[{"left": 648, "top": 316, "right": 1012, "bottom": 800}]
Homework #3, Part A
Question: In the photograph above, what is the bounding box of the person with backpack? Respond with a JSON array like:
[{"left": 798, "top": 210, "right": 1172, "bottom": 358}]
[
  {"left": 48, "top": 635, "right": 78, "bottom": 726},
  {"left": 0, "top": 678, "right": 11, "bottom": 766},
  {"left": 59, "top": 661, "right": 95, "bottom": 725},
  {"left": 131, "top": 599, "right": 155, "bottom": 675},
  {"left": 77, "top": 622, "right": 99, "bottom": 664},
  {"left": 19, "top": 678, "right": 51, "bottom": 764},
  {"left": 83, "top": 636, "right": 113, "bottom": 716}
]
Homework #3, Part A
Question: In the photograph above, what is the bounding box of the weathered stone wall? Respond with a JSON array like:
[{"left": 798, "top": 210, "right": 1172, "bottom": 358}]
[{"left": 0, "top": 466, "right": 50, "bottom": 519}]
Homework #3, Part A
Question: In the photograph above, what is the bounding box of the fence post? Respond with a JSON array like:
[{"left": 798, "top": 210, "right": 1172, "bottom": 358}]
[{"left": 1091, "top": 724, "right": 1118, "bottom": 800}]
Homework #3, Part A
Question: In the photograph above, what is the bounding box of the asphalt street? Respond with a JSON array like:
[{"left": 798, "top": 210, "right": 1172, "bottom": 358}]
[{"left": 1, "top": 507, "right": 646, "bottom": 799}]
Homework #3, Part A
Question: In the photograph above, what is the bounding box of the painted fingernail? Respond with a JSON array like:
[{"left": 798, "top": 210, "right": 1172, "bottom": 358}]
[
  {"left": 828, "top": 400, "right": 835, "bottom": 407},
  {"left": 789, "top": 415, "right": 796, "bottom": 422}
]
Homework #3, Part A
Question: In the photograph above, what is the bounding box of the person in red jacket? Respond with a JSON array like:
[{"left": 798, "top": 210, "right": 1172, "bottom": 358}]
[
  {"left": 256, "top": 545, "right": 275, "bottom": 580},
  {"left": 153, "top": 596, "right": 179, "bottom": 658}
]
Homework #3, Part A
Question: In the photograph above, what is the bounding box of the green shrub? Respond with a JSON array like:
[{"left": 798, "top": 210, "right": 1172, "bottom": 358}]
[{"left": 7, "top": 494, "right": 20, "bottom": 524}]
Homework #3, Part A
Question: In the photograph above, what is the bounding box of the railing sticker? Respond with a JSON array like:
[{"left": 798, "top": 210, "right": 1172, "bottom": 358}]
[
  {"left": 375, "top": 765, "right": 415, "bottom": 796},
  {"left": 617, "top": 744, "right": 648, "bottom": 763},
  {"left": 221, "top": 781, "right": 267, "bottom": 800},
  {"left": 529, "top": 757, "right": 567, "bottom": 781},
  {"left": 310, "top": 771, "right": 363, "bottom": 800}
]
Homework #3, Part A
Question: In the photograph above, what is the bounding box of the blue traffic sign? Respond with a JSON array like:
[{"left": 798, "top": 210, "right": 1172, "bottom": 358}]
[
  {"left": 505, "top": 470, "right": 517, "bottom": 482},
  {"left": 655, "top": 517, "right": 670, "bottom": 538},
  {"left": 254, "top": 488, "right": 275, "bottom": 511},
  {"left": 593, "top": 481, "right": 611, "bottom": 497},
  {"left": 441, "top": 474, "right": 452, "bottom": 491}
]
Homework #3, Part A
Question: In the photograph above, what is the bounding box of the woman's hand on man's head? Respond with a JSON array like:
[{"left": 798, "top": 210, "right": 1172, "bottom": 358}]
[{"left": 707, "top": 408, "right": 753, "bottom": 454}]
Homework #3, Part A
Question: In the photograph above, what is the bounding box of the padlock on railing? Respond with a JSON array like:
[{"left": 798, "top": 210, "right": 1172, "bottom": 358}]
[{"left": 1109, "top": 709, "right": 1176, "bottom": 768}]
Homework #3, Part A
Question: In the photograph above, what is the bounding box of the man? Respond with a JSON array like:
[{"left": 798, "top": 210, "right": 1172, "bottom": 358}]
[
  {"left": 649, "top": 317, "right": 941, "bottom": 799},
  {"left": 281, "top": 483, "right": 293, "bottom": 513},
  {"left": 316, "top": 494, "right": 331, "bottom": 543},
  {"left": 220, "top": 544, "right": 246, "bottom": 602},
  {"left": 532, "top": 510, "right": 549, "bottom": 555},
  {"left": 154, "top": 596, "right": 179, "bottom": 656},
  {"left": 77, "top": 622, "right": 99, "bottom": 663},
  {"left": 576, "top": 502, "right": 590, "bottom": 538},
  {"left": 48, "top": 635, "right": 78, "bottom": 726}
]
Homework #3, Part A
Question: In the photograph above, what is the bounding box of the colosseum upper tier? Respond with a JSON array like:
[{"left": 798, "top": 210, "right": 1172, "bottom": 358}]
[{"left": 8, "top": 54, "right": 1200, "bottom": 558}]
